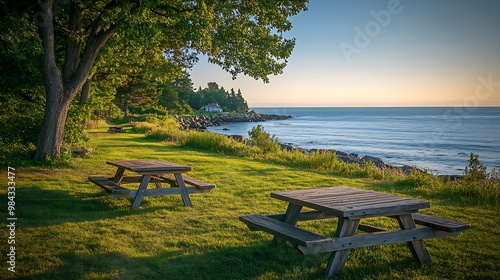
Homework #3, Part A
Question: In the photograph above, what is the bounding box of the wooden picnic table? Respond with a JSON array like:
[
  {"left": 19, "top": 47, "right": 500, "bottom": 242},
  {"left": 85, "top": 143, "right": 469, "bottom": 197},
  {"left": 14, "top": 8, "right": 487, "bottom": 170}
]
[
  {"left": 89, "top": 159, "right": 215, "bottom": 210},
  {"left": 108, "top": 126, "right": 126, "bottom": 133},
  {"left": 240, "top": 186, "right": 470, "bottom": 276}
]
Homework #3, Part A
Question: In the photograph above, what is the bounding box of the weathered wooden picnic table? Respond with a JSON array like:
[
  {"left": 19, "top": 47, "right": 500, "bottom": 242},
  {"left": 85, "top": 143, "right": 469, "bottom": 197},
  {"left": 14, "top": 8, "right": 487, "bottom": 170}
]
[
  {"left": 240, "top": 186, "right": 470, "bottom": 276},
  {"left": 89, "top": 159, "right": 215, "bottom": 210}
]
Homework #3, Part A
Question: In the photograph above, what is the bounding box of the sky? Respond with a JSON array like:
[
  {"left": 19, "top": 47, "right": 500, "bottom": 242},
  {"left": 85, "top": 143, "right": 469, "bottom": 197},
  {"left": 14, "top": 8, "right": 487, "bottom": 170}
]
[{"left": 189, "top": 0, "right": 500, "bottom": 107}]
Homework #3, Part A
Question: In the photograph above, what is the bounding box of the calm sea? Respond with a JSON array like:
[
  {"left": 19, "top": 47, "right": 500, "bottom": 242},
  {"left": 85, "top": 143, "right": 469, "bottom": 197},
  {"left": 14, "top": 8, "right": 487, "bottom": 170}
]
[{"left": 207, "top": 107, "right": 500, "bottom": 175}]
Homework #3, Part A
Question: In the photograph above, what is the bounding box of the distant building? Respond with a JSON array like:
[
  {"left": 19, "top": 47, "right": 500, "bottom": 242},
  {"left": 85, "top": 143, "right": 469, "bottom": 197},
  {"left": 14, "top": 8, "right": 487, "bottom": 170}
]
[{"left": 200, "top": 103, "right": 223, "bottom": 113}]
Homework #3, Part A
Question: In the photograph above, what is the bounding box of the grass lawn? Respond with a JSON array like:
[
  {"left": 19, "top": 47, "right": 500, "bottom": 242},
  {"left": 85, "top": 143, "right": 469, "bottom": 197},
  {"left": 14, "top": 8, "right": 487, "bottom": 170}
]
[{"left": 1, "top": 129, "right": 499, "bottom": 279}]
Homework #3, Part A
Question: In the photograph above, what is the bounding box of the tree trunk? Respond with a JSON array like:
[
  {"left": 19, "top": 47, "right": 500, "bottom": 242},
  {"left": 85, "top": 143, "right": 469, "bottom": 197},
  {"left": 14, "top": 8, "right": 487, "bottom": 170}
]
[
  {"left": 34, "top": 0, "right": 68, "bottom": 160},
  {"left": 80, "top": 81, "right": 91, "bottom": 129},
  {"left": 123, "top": 100, "right": 129, "bottom": 119},
  {"left": 35, "top": 89, "right": 71, "bottom": 159},
  {"left": 79, "top": 80, "right": 90, "bottom": 105}
]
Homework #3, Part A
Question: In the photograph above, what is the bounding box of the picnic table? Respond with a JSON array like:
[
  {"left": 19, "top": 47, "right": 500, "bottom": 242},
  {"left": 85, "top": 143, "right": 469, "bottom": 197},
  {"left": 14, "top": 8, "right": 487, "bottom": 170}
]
[
  {"left": 240, "top": 186, "right": 470, "bottom": 276},
  {"left": 108, "top": 126, "right": 126, "bottom": 133},
  {"left": 89, "top": 159, "right": 215, "bottom": 210}
]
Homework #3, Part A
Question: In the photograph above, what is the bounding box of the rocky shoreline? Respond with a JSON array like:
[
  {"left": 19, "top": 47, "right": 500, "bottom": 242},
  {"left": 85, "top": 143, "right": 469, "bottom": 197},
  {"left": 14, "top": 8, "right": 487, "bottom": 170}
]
[
  {"left": 177, "top": 112, "right": 292, "bottom": 130},
  {"left": 282, "top": 144, "right": 461, "bottom": 180},
  {"left": 176, "top": 113, "right": 463, "bottom": 180}
]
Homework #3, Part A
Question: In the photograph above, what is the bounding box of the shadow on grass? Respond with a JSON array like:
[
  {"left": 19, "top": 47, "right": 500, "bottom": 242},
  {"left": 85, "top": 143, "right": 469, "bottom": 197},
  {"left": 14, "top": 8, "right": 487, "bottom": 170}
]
[
  {"left": 15, "top": 186, "right": 183, "bottom": 228},
  {"left": 13, "top": 242, "right": 423, "bottom": 280}
]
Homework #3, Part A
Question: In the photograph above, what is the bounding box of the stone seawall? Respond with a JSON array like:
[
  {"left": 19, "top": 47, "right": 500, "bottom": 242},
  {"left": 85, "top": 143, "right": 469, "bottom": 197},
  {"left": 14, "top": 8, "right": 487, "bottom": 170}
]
[{"left": 177, "top": 113, "right": 292, "bottom": 130}]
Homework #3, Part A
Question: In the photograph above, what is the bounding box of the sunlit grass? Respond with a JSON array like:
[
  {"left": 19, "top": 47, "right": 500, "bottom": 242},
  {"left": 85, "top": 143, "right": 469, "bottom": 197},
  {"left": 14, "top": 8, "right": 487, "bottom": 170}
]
[{"left": 1, "top": 131, "right": 498, "bottom": 279}]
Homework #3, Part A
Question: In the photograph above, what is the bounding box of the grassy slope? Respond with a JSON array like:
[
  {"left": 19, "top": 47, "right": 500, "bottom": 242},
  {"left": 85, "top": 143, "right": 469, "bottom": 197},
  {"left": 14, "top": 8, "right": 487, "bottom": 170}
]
[{"left": 1, "top": 130, "right": 499, "bottom": 280}]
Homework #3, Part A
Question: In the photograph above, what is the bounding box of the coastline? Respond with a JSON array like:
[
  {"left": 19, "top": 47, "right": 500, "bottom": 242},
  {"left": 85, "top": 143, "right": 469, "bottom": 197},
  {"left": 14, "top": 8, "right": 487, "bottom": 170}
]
[
  {"left": 176, "top": 112, "right": 464, "bottom": 179},
  {"left": 177, "top": 112, "right": 292, "bottom": 130}
]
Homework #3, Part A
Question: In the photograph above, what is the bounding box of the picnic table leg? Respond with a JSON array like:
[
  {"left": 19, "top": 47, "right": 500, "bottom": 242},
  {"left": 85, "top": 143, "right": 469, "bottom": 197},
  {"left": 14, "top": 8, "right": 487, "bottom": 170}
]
[
  {"left": 324, "top": 218, "right": 360, "bottom": 276},
  {"left": 174, "top": 173, "right": 192, "bottom": 207},
  {"left": 273, "top": 203, "right": 303, "bottom": 243},
  {"left": 396, "top": 214, "right": 431, "bottom": 264},
  {"left": 130, "top": 175, "right": 151, "bottom": 210},
  {"left": 154, "top": 180, "right": 163, "bottom": 188},
  {"left": 113, "top": 168, "right": 125, "bottom": 184}
]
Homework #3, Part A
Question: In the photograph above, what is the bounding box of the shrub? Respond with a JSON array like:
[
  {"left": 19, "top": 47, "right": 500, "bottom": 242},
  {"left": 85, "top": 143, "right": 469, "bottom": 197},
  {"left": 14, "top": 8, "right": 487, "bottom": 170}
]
[
  {"left": 0, "top": 142, "right": 37, "bottom": 166},
  {"left": 464, "top": 152, "right": 488, "bottom": 182},
  {"left": 159, "top": 115, "right": 182, "bottom": 132},
  {"left": 128, "top": 105, "right": 169, "bottom": 116},
  {"left": 63, "top": 104, "right": 90, "bottom": 147},
  {"left": 248, "top": 125, "right": 280, "bottom": 153}
]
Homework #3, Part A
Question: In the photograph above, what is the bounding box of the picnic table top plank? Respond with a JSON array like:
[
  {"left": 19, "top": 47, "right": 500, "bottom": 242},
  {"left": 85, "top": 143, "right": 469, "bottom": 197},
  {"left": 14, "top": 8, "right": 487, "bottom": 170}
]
[
  {"left": 106, "top": 159, "right": 192, "bottom": 173},
  {"left": 271, "top": 186, "right": 430, "bottom": 218}
]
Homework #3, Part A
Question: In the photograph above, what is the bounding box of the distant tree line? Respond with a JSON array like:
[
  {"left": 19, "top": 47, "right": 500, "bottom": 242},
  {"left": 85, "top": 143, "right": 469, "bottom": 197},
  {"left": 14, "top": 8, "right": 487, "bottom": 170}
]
[
  {"left": 112, "top": 74, "right": 250, "bottom": 118},
  {"left": 192, "top": 83, "right": 249, "bottom": 113}
]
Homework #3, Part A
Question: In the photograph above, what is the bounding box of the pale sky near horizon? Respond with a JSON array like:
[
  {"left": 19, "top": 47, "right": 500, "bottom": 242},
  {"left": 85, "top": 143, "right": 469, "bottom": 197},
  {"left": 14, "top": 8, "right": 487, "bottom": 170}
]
[{"left": 189, "top": 0, "right": 500, "bottom": 107}]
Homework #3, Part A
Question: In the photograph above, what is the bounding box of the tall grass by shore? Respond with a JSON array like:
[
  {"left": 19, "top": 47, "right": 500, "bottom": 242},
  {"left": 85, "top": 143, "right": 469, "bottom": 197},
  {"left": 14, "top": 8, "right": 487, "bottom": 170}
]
[{"left": 143, "top": 121, "right": 499, "bottom": 206}]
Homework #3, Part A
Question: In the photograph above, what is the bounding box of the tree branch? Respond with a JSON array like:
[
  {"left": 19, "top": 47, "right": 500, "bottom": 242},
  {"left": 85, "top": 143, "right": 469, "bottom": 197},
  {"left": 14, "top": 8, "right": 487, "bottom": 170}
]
[
  {"left": 62, "top": 0, "right": 85, "bottom": 81},
  {"left": 65, "top": 23, "right": 117, "bottom": 101},
  {"left": 64, "top": 0, "right": 142, "bottom": 99},
  {"left": 35, "top": 0, "right": 64, "bottom": 95}
]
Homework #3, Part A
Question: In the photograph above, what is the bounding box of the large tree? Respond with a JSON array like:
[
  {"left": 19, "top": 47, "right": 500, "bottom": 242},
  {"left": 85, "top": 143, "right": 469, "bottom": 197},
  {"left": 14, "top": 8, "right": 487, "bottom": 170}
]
[{"left": 30, "top": 0, "right": 308, "bottom": 159}]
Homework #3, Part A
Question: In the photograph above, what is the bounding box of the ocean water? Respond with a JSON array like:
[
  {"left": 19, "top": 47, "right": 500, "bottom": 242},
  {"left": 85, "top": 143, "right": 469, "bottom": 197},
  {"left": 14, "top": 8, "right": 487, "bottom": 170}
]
[{"left": 207, "top": 107, "right": 500, "bottom": 175}]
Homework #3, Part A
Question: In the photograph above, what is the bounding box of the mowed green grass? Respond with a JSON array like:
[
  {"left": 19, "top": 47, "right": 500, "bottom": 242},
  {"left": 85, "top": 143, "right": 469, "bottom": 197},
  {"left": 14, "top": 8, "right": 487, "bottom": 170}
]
[{"left": 1, "top": 130, "right": 499, "bottom": 279}]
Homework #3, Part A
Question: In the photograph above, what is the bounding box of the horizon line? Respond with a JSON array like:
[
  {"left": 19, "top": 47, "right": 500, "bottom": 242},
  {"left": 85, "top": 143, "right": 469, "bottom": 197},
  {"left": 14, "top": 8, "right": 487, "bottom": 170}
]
[{"left": 249, "top": 105, "right": 500, "bottom": 108}]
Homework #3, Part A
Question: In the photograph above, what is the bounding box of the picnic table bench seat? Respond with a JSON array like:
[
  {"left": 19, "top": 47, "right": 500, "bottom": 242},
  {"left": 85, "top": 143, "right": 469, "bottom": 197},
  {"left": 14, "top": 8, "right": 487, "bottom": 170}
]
[
  {"left": 88, "top": 176, "right": 130, "bottom": 194},
  {"left": 155, "top": 174, "right": 216, "bottom": 191},
  {"left": 412, "top": 213, "right": 471, "bottom": 232},
  {"left": 239, "top": 214, "right": 328, "bottom": 248},
  {"left": 240, "top": 212, "right": 470, "bottom": 255},
  {"left": 266, "top": 210, "right": 471, "bottom": 233}
]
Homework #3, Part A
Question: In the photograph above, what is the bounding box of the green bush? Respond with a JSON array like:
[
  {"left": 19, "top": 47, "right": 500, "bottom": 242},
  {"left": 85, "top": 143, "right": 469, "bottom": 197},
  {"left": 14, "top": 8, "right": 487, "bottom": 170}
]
[
  {"left": 63, "top": 104, "right": 90, "bottom": 147},
  {"left": 0, "top": 93, "right": 44, "bottom": 146},
  {"left": 128, "top": 105, "right": 169, "bottom": 116},
  {"left": 464, "top": 152, "right": 488, "bottom": 182},
  {"left": 398, "top": 167, "right": 434, "bottom": 188},
  {"left": 0, "top": 142, "right": 36, "bottom": 166},
  {"left": 248, "top": 125, "right": 280, "bottom": 153}
]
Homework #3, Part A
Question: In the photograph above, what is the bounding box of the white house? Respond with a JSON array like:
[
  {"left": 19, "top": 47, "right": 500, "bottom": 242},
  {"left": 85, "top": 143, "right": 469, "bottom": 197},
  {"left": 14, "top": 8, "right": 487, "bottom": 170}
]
[{"left": 200, "top": 103, "right": 223, "bottom": 113}]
